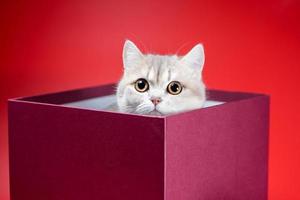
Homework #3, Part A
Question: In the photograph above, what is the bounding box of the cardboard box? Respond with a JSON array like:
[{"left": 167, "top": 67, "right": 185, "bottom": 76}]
[{"left": 8, "top": 84, "right": 269, "bottom": 200}]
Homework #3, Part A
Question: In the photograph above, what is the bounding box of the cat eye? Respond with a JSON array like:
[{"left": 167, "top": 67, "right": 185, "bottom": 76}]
[
  {"left": 134, "top": 78, "right": 149, "bottom": 92},
  {"left": 167, "top": 81, "right": 183, "bottom": 95}
]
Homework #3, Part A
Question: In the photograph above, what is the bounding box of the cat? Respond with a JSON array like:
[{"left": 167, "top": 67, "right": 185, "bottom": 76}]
[{"left": 116, "top": 40, "right": 206, "bottom": 115}]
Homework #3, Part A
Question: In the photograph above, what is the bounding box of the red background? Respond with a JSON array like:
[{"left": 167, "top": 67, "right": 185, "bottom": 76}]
[{"left": 1, "top": 0, "right": 300, "bottom": 199}]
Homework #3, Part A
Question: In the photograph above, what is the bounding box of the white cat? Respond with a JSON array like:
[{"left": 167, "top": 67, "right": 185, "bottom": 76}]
[{"left": 116, "top": 40, "right": 206, "bottom": 115}]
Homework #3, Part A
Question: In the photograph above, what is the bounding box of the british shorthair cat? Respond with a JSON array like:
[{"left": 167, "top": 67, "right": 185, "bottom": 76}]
[{"left": 116, "top": 40, "right": 206, "bottom": 115}]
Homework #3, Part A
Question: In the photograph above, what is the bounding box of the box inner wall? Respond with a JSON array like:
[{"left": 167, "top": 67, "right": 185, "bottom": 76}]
[{"left": 63, "top": 94, "right": 224, "bottom": 111}]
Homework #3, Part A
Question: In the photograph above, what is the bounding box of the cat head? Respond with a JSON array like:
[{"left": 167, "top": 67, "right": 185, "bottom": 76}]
[{"left": 116, "top": 40, "right": 206, "bottom": 115}]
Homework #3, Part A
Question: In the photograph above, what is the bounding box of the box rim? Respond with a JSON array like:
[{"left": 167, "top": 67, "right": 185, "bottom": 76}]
[
  {"left": 8, "top": 99, "right": 167, "bottom": 119},
  {"left": 7, "top": 83, "right": 270, "bottom": 119}
]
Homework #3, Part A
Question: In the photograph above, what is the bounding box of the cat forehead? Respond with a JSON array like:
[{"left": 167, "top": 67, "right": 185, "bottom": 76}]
[
  {"left": 145, "top": 54, "right": 179, "bottom": 66},
  {"left": 143, "top": 54, "right": 177, "bottom": 84},
  {"left": 124, "top": 54, "right": 193, "bottom": 86}
]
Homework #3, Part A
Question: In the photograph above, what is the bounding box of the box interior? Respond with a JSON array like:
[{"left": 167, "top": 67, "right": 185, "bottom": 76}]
[{"left": 63, "top": 94, "right": 224, "bottom": 111}]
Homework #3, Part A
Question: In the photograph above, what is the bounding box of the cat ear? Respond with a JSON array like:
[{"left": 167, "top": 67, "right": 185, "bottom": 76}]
[
  {"left": 123, "top": 40, "right": 144, "bottom": 70},
  {"left": 181, "top": 44, "right": 205, "bottom": 72}
]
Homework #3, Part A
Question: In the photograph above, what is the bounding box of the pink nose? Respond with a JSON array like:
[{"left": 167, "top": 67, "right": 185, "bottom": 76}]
[{"left": 151, "top": 98, "right": 161, "bottom": 105}]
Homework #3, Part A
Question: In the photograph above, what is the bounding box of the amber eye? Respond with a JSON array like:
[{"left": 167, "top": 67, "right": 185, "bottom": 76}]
[
  {"left": 134, "top": 78, "right": 149, "bottom": 92},
  {"left": 167, "top": 81, "right": 183, "bottom": 95}
]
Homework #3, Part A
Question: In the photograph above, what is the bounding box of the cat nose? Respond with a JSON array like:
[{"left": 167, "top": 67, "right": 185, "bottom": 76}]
[{"left": 150, "top": 97, "right": 161, "bottom": 106}]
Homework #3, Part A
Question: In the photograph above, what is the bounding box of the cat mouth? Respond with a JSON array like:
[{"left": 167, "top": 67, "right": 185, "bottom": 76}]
[{"left": 148, "top": 109, "right": 163, "bottom": 116}]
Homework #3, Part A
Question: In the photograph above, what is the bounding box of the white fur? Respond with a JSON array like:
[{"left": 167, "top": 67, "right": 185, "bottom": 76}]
[{"left": 116, "top": 40, "right": 206, "bottom": 115}]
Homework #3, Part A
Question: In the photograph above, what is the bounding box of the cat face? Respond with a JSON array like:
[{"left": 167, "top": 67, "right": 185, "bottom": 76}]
[{"left": 116, "top": 40, "right": 206, "bottom": 115}]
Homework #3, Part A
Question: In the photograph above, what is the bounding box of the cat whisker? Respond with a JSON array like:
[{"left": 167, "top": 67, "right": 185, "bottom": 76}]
[
  {"left": 122, "top": 104, "right": 136, "bottom": 113},
  {"left": 135, "top": 103, "right": 153, "bottom": 114}
]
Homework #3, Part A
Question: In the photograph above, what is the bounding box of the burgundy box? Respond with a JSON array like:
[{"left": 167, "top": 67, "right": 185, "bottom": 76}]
[{"left": 8, "top": 84, "right": 269, "bottom": 200}]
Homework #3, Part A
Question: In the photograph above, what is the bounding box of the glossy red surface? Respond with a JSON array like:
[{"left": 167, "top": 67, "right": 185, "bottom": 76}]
[{"left": 1, "top": 0, "right": 300, "bottom": 199}]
